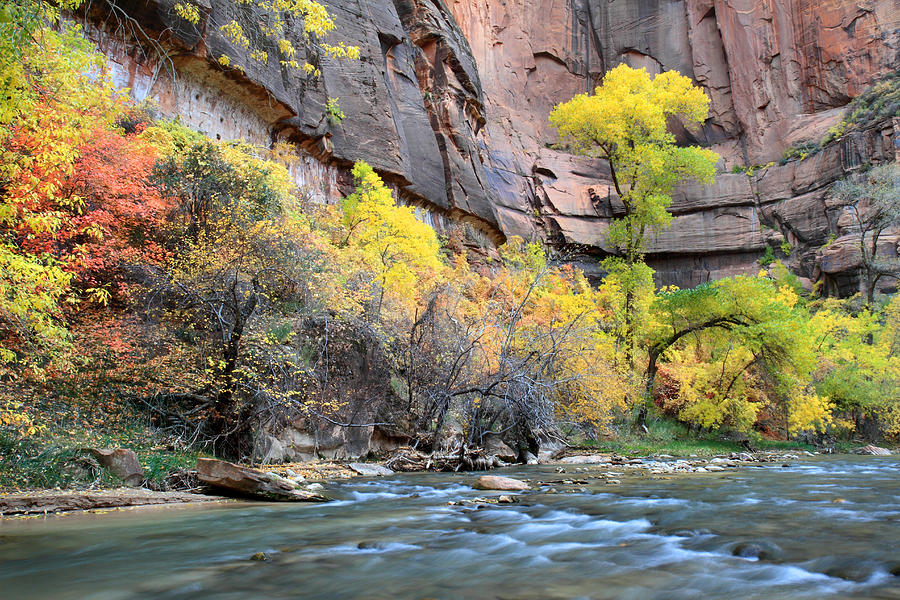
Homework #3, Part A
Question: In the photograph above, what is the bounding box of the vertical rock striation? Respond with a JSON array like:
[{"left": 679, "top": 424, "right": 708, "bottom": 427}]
[{"left": 82, "top": 0, "right": 899, "bottom": 292}]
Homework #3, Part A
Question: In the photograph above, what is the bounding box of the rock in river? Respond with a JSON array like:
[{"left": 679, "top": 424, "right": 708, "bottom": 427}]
[
  {"left": 197, "top": 458, "right": 330, "bottom": 502},
  {"left": 348, "top": 463, "right": 395, "bottom": 477},
  {"left": 473, "top": 475, "right": 530, "bottom": 491},
  {"left": 854, "top": 445, "right": 892, "bottom": 456}
]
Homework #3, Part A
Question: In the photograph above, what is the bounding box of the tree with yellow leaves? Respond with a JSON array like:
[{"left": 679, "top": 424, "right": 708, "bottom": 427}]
[
  {"left": 340, "top": 161, "right": 443, "bottom": 319},
  {"left": 396, "top": 237, "right": 627, "bottom": 458},
  {"left": 550, "top": 65, "right": 719, "bottom": 397},
  {"left": 172, "top": 0, "right": 359, "bottom": 77},
  {"left": 649, "top": 274, "right": 832, "bottom": 437},
  {"left": 811, "top": 295, "right": 900, "bottom": 437}
]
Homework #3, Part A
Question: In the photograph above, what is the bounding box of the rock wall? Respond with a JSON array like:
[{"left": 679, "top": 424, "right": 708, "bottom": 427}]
[
  {"left": 447, "top": 0, "right": 899, "bottom": 290},
  {"left": 82, "top": 0, "right": 899, "bottom": 294}
]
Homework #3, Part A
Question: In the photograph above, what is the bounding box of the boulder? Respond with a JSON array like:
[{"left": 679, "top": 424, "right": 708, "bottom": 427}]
[
  {"left": 88, "top": 448, "right": 144, "bottom": 486},
  {"left": 348, "top": 463, "right": 395, "bottom": 477},
  {"left": 481, "top": 432, "right": 517, "bottom": 462},
  {"left": 854, "top": 445, "right": 892, "bottom": 456},
  {"left": 196, "top": 458, "right": 330, "bottom": 501},
  {"left": 473, "top": 475, "right": 530, "bottom": 491},
  {"left": 251, "top": 431, "right": 286, "bottom": 464}
]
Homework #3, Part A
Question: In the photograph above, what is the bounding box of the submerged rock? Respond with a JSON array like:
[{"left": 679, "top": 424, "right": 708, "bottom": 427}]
[
  {"left": 731, "top": 542, "right": 783, "bottom": 561},
  {"left": 824, "top": 565, "right": 874, "bottom": 582},
  {"left": 473, "top": 475, "right": 530, "bottom": 491}
]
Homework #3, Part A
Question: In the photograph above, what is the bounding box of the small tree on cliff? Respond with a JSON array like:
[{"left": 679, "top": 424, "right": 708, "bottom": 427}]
[
  {"left": 549, "top": 64, "right": 719, "bottom": 418},
  {"left": 832, "top": 163, "right": 900, "bottom": 305}
]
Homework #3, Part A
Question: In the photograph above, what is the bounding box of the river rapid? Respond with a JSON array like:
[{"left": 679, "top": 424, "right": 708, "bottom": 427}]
[{"left": 0, "top": 456, "right": 898, "bottom": 599}]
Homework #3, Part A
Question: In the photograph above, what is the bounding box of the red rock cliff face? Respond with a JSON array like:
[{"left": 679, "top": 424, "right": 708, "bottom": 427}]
[
  {"left": 84, "top": 0, "right": 899, "bottom": 293},
  {"left": 446, "top": 0, "right": 899, "bottom": 291}
]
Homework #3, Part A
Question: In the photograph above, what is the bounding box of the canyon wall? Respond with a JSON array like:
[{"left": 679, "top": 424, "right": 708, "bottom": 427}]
[{"left": 84, "top": 0, "right": 899, "bottom": 293}]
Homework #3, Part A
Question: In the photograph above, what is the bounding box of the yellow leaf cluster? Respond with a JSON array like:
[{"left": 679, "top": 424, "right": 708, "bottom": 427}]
[{"left": 217, "top": 0, "right": 359, "bottom": 78}]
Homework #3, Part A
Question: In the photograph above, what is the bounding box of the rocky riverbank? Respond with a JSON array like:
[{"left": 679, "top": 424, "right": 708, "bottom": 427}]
[
  {"left": 3, "top": 446, "right": 891, "bottom": 518},
  {"left": 0, "top": 488, "right": 230, "bottom": 517}
]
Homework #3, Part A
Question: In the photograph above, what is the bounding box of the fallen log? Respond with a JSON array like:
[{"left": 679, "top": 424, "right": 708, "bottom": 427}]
[{"left": 384, "top": 446, "right": 508, "bottom": 472}]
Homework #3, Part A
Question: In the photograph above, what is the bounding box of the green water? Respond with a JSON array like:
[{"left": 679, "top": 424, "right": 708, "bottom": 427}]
[{"left": 1, "top": 456, "right": 898, "bottom": 599}]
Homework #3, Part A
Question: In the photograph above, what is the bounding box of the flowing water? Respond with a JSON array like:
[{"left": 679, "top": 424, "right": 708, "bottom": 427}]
[{"left": 1, "top": 456, "right": 898, "bottom": 599}]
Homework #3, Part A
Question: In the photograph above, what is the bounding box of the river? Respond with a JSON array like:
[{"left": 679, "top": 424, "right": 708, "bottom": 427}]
[{"left": 1, "top": 456, "right": 898, "bottom": 599}]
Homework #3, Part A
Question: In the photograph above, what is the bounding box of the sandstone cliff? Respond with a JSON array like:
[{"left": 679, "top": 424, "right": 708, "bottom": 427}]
[{"left": 83, "top": 0, "right": 899, "bottom": 294}]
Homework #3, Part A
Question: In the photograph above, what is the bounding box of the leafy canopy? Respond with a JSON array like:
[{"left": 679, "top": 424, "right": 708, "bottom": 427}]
[
  {"left": 550, "top": 64, "right": 718, "bottom": 255},
  {"left": 650, "top": 275, "right": 832, "bottom": 434},
  {"left": 341, "top": 161, "right": 442, "bottom": 316},
  {"left": 0, "top": 1, "right": 124, "bottom": 378}
]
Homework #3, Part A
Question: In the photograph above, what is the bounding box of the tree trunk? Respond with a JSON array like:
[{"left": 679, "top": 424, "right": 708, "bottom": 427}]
[{"left": 211, "top": 288, "right": 258, "bottom": 456}]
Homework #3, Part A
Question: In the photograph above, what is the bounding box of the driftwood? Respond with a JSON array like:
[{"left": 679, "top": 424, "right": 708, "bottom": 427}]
[
  {"left": 196, "top": 458, "right": 330, "bottom": 501},
  {"left": 384, "top": 446, "right": 508, "bottom": 472}
]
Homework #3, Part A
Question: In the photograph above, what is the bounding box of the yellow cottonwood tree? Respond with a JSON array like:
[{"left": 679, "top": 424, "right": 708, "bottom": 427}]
[
  {"left": 812, "top": 296, "right": 900, "bottom": 436},
  {"left": 650, "top": 274, "right": 833, "bottom": 436},
  {"left": 340, "top": 161, "right": 442, "bottom": 318},
  {"left": 550, "top": 65, "right": 719, "bottom": 393}
]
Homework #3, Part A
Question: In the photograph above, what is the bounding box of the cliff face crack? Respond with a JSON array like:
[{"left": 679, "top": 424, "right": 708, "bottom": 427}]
[{"left": 80, "top": 0, "right": 898, "bottom": 291}]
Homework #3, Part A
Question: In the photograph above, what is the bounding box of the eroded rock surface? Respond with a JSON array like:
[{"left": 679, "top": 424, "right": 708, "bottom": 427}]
[
  {"left": 82, "top": 0, "right": 899, "bottom": 291},
  {"left": 0, "top": 489, "right": 225, "bottom": 516}
]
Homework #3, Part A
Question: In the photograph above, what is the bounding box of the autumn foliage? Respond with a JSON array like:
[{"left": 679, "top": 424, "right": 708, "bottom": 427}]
[{"left": 2, "top": 5, "right": 899, "bottom": 460}]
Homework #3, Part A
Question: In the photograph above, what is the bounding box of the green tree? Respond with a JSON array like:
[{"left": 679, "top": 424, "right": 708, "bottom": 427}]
[
  {"left": 549, "top": 64, "right": 719, "bottom": 420},
  {"left": 648, "top": 275, "right": 831, "bottom": 436},
  {"left": 812, "top": 296, "right": 900, "bottom": 437}
]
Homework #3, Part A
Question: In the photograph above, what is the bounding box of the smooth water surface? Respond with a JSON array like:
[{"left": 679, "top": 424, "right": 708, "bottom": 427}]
[{"left": 1, "top": 456, "right": 898, "bottom": 599}]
